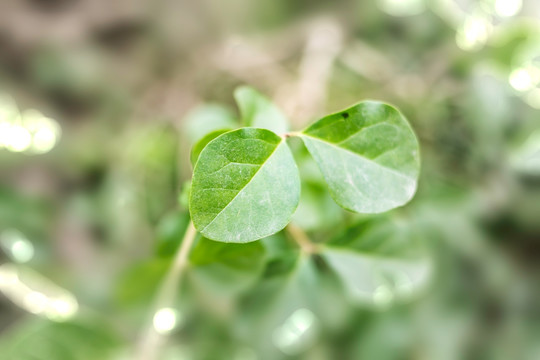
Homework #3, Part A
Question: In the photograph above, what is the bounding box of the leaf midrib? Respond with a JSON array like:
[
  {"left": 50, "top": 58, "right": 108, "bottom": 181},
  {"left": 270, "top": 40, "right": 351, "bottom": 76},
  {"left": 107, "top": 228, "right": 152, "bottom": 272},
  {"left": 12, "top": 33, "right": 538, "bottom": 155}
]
[{"left": 200, "top": 139, "right": 284, "bottom": 233}]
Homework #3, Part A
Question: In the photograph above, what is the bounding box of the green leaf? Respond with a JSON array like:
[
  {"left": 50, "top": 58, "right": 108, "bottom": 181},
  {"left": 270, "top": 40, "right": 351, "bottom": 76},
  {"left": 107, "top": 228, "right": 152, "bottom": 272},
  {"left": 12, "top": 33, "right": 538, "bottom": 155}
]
[
  {"left": 183, "top": 104, "right": 238, "bottom": 143},
  {"left": 322, "top": 216, "right": 431, "bottom": 308},
  {"left": 190, "top": 129, "right": 231, "bottom": 166},
  {"left": 190, "top": 236, "right": 265, "bottom": 268},
  {"left": 237, "top": 254, "right": 320, "bottom": 357},
  {"left": 187, "top": 236, "right": 266, "bottom": 303},
  {"left": 237, "top": 251, "right": 351, "bottom": 358},
  {"left": 292, "top": 182, "right": 343, "bottom": 231},
  {"left": 115, "top": 259, "right": 170, "bottom": 306},
  {"left": 190, "top": 128, "right": 300, "bottom": 243},
  {"left": 155, "top": 210, "right": 191, "bottom": 257},
  {"left": 300, "top": 101, "right": 420, "bottom": 213},
  {"left": 511, "top": 128, "right": 540, "bottom": 176},
  {"left": 234, "top": 86, "right": 289, "bottom": 135}
]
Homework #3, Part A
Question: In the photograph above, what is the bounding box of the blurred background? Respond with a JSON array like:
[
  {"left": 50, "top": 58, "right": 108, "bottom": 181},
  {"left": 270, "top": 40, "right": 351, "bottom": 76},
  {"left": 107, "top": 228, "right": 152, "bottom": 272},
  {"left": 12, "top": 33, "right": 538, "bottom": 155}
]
[{"left": 0, "top": 0, "right": 540, "bottom": 359}]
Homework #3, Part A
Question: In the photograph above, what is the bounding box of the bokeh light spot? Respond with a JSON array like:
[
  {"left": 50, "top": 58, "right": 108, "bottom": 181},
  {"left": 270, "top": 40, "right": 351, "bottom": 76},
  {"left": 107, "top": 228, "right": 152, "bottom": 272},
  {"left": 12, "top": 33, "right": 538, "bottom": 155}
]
[
  {"left": 509, "top": 68, "right": 539, "bottom": 92},
  {"left": 456, "top": 15, "right": 492, "bottom": 52},
  {"left": 272, "top": 308, "right": 317, "bottom": 355},
  {"left": 153, "top": 307, "right": 180, "bottom": 334},
  {"left": 494, "top": 0, "right": 522, "bottom": 17},
  {"left": 0, "top": 229, "right": 34, "bottom": 263},
  {"left": 377, "top": 0, "right": 426, "bottom": 17}
]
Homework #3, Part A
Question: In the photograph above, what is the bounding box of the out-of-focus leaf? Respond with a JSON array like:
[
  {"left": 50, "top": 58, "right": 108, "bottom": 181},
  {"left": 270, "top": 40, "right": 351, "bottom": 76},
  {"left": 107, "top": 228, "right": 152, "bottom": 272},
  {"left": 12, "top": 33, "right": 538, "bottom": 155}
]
[
  {"left": 489, "top": 22, "right": 540, "bottom": 71},
  {"left": 155, "top": 210, "right": 190, "bottom": 257},
  {"left": 121, "top": 125, "right": 179, "bottom": 224},
  {"left": 0, "top": 187, "right": 51, "bottom": 240},
  {"left": 301, "top": 101, "right": 420, "bottom": 213},
  {"left": 178, "top": 181, "right": 191, "bottom": 210},
  {"left": 187, "top": 236, "right": 266, "bottom": 306},
  {"left": 234, "top": 86, "right": 289, "bottom": 134},
  {"left": 115, "top": 259, "right": 170, "bottom": 306},
  {"left": 323, "top": 216, "right": 432, "bottom": 307},
  {"left": 29, "top": 47, "right": 105, "bottom": 98},
  {"left": 183, "top": 104, "right": 238, "bottom": 143},
  {"left": 292, "top": 182, "right": 343, "bottom": 231},
  {"left": 190, "top": 129, "right": 231, "bottom": 166},
  {"left": 190, "top": 236, "right": 265, "bottom": 269},
  {"left": 0, "top": 318, "right": 119, "bottom": 360},
  {"left": 190, "top": 128, "right": 300, "bottom": 243},
  {"left": 260, "top": 231, "right": 295, "bottom": 260},
  {"left": 511, "top": 128, "right": 540, "bottom": 176},
  {"left": 351, "top": 311, "right": 414, "bottom": 360},
  {"left": 237, "top": 254, "right": 320, "bottom": 359}
]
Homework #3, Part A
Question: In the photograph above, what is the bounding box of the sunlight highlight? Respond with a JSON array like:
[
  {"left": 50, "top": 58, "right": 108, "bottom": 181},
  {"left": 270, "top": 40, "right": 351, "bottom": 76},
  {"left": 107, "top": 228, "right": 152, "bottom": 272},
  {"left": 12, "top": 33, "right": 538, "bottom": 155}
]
[
  {"left": 5, "top": 125, "right": 32, "bottom": 152},
  {"left": 511, "top": 129, "right": 540, "bottom": 176},
  {"left": 373, "top": 284, "right": 394, "bottom": 308},
  {"left": 153, "top": 307, "right": 180, "bottom": 334},
  {"left": 494, "top": 0, "right": 522, "bottom": 17},
  {"left": 377, "top": 0, "right": 426, "bottom": 17},
  {"left": 0, "top": 263, "right": 79, "bottom": 321},
  {"left": 22, "top": 109, "right": 61, "bottom": 154},
  {"left": 509, "top": 67, "right": 539, "bottom": 92},
  {"left": 273, "top": 308, "right": 317, "bottom": 355},
  {"left": 0, "top": 94, "right": 61, "bottom": 154},
  {"left": 0, "top": 229, "right": 35, "bottom": 263},
  {"left": 525, "top": 88, "right": 540, "bottom": 109},
  {"left": 456, "top": 16, "right": 492, "bottom": 52}
]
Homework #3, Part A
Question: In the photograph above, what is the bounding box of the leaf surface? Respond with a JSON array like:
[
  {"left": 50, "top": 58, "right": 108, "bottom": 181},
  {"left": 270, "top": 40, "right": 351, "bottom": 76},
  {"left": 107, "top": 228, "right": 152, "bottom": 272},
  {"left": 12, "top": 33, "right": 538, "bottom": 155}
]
[
  {"left": 301, "top": 101, "right": 420, "bottom": 213},
  {"left": 235, "top": 86, "right": 289, "bottom": 135},
  {"left": 190, "top": 129, "right": 231, "bottom": 166},
  {"left": 322, "top": 216, "right": 431, "bottom": 307},
  {"left": 183, "top": 104, "right": 238, "bottom": 143},
  {"left": 187, "top": 236, "right": 266, "bottom": 303},
  {"left": 190, "top": 128, "right": 300, "bottom": 243}
]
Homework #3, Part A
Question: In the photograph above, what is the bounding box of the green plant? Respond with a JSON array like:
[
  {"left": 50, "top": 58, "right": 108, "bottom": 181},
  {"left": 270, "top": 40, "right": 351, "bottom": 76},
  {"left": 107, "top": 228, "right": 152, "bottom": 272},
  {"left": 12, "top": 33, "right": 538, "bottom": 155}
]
[
  {"left": 191, "top": 87, "right": 420, "bottom": 243},
  {"left": 134, "top": 86, "right": 424, "bottom": 359}
]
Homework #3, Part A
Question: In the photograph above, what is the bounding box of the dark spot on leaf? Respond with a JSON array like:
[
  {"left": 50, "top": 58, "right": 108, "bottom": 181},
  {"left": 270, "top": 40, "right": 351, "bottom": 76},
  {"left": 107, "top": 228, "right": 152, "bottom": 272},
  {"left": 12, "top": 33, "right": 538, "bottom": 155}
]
[{"left": 342, "top": 112, "right": 349, "bottom": 119}]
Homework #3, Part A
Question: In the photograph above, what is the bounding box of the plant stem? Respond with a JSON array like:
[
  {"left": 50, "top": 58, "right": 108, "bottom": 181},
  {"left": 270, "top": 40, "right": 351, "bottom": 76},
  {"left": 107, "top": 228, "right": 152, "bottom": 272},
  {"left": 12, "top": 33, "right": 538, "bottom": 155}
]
[
  {"left": 135, "top": 221, "right": 197, "bottom": 360},
  {"left": 286, "top": 223, "right": 318, "bottom": 254}
]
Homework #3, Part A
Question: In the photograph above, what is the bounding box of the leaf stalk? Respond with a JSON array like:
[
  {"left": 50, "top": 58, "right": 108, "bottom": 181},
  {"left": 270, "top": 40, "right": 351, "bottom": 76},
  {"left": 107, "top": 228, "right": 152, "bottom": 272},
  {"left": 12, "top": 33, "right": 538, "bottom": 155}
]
[
  {"left": 286, "top": 223, "right": 318, "bottom": 254},
  {"left": 135, "top": 221, "right": 197, "bottom": 360}
]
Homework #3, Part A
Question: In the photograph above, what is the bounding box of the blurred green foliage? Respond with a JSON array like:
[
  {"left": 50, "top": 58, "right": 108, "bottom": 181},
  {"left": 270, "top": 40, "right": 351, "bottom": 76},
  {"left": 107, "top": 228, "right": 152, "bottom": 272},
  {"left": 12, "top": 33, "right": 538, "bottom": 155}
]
[{"left": 1, "top": 0, "right": 540, "bottom": 359}]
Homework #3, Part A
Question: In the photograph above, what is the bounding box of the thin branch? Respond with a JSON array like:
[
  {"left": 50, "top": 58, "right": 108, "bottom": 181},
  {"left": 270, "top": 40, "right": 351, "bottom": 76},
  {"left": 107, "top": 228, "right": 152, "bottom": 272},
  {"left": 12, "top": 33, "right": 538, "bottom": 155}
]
[
  {"left": 286, "top": 223, "right": 318, "bottom": 254},
  {"left": 135, "top": 221, "right": 197, "bottom": 360},
  {"left": 283, "top": 131, "right": 302, "bottom": 139}
]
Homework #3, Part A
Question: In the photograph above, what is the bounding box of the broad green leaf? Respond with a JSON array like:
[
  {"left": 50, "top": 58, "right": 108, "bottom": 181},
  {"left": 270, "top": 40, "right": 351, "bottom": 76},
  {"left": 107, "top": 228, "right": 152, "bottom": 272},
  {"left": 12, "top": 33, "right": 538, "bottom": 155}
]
[
  {"left": 190, "top": 128, "right": 300, "bottom": 243},
  {"left": 190, "top": 129, "right": 231, "bottom": 166},
  {"left": 322, "top": 216, "right": 431, "bottom": 308},
  {"left": 300, "top": 101, "right": 420, "bottom": 213},
  {"left": 183, "top": 104, "right": 238, "bottom": 143},
  {"left": 234, "top": 86, "right": 289, "bottom": 135}
]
